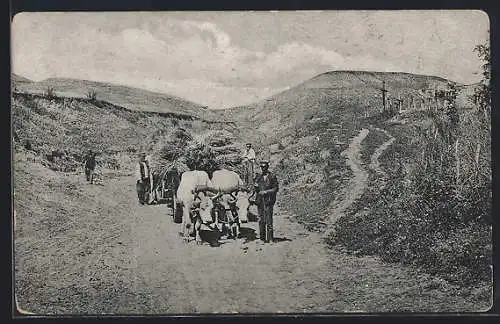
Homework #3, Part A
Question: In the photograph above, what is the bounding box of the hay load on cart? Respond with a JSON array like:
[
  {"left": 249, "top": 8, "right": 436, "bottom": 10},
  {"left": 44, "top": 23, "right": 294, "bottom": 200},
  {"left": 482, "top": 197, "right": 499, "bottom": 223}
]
[{"left": 149, "top": 160, "right": 189, "bottom": 223}]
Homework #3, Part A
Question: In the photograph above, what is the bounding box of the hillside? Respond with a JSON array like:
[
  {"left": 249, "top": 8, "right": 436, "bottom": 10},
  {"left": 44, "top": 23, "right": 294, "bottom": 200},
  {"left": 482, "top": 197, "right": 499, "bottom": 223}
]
[
  {"left": 223, "top": 71, "right": 464, "bottom": 231},
  {"left": 12, "top": 73, "right": 33, "bottom": 83},
  {"left": 10, "top": 70, "right": 475, "bottom": 237},
  {"left": 229, "top": 71, "right": 455, "bottom": 135},
  {"left": 11, "top": 92, "right": 239, "bottom": 174},
  {"left": 225, "top": 71, "right": 457, "bottom": 164},
  {"left": 13, "top": 77, "right": 225, "bottom": 122}
]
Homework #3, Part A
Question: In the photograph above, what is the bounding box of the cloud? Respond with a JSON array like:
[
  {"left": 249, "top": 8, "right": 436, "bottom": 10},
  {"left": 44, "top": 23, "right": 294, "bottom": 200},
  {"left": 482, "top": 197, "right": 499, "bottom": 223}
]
[{"left": 12, "top": 12, "right": 487, "bottom": 108}]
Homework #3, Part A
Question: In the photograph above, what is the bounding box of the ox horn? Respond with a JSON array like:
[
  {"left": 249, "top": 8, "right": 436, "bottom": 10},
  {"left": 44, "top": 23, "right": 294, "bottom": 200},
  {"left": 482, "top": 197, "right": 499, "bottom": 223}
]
[{"left": 210, "top": 191, "right": 221, "bottom": 201}]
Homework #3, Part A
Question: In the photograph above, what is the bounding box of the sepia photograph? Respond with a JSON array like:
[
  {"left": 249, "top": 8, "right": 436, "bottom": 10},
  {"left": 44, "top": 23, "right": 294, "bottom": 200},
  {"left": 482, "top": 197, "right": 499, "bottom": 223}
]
[{"left": 11, "top": 10, "right": 492, "bottom": 314}]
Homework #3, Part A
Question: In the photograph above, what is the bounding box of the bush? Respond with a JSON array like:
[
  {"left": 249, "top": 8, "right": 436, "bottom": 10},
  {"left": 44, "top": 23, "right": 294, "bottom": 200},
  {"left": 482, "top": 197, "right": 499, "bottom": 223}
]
[
  {"left": 44, "top": 86, "right": 56, "bottom": 99},
  {"left": 24, "top": 139, "right": 32, "bottom": 151},
  {"left": 86, "top": 89, "right": 97, "bottom": 101},
  {"left": 334, "top": 161, "right": 491, "bottom": 285},
  {"left": 430, "top": 223, "right": 492, "bottom": 283}
]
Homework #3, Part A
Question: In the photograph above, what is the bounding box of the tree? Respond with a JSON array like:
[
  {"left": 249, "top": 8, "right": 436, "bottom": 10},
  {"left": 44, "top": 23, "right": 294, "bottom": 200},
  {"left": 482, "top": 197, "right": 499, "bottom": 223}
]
[{"left": 472, "top": 43, "right": 491, "bottom": 123}]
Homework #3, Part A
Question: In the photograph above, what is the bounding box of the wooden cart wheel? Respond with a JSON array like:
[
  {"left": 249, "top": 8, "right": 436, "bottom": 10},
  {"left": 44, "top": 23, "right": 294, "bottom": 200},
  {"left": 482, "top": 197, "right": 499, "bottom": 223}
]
[
  {"left": 172, "top": 194, "right": 183, "bottom": 223},
  {"left": 171, "top": 194, "right": 177, "bottom": 218}
]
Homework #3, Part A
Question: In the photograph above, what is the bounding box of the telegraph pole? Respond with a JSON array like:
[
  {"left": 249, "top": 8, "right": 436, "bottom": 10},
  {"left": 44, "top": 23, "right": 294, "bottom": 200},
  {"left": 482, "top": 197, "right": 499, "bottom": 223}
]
[
  {"left": 381, "top": 81, "right": 388, "bottom": 113},
  {"left": 396, "top": 97, "right": 403, "bottom": 113}
]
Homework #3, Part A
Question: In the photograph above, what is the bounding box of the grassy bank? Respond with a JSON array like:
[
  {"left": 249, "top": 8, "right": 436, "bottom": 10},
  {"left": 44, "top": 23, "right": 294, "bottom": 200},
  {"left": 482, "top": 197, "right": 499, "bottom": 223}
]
[{"left": 330, "top": 108, "right": 492, "bottom": 291}]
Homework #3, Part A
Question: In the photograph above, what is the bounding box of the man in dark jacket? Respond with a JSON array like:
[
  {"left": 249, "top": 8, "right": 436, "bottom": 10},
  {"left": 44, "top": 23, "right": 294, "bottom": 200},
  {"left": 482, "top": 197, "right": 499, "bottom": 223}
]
[
  {"left": 254, "top": 160, "right": 279, "bottom": 243},
  {"left": 135, "top": 152, "right": 151, "bottom": 205},
  {"left": 84, "top": 150, "right": 97, "bottom": 184}
]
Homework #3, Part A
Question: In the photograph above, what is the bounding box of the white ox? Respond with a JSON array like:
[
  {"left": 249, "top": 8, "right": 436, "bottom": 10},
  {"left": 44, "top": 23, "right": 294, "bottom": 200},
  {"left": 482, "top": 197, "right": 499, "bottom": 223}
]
[
  {"left": 176, "top": 170, "right": 216, "bottom": 244},
  {"left": 210, "top": 169, "right": 251, "bottom": 238}
]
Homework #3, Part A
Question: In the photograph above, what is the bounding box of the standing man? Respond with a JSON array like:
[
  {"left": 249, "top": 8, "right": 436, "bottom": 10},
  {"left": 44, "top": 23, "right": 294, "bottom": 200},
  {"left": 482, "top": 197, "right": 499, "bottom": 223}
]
[
  {"left": 145, "top": 152, "right": 154, "bottom": 203},
  {"left": 241, "top": 143, "right": 256, "bottom": 185},
  {"left": 254, "top": 160, "right": 279, "bottom": 243},
  {"left": 84, "top": 150, "right": 96, "bottom": 184},
  {"left": 135, "top": 152, "right": 151, "bottom": 205}
]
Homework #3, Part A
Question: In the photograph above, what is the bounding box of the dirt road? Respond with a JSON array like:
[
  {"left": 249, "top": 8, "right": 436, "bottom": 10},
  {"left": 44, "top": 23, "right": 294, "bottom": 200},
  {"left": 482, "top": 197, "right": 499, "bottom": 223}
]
[{"left": 14, "top": 131, "right": 489, "bottom": 315}]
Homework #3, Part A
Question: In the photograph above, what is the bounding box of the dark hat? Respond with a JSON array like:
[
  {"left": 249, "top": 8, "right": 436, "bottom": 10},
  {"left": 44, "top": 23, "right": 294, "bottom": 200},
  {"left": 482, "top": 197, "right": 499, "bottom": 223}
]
[
  {"left": 259, "top": 160, "right": 269, "bottom": 166},
  {"left": 246, "top": 143, "right": 252, "bottom": 146}
]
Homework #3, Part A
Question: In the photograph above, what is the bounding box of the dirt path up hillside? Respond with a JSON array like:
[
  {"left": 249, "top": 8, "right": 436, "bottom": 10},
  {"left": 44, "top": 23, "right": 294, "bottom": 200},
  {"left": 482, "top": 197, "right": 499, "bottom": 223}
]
[
  {"left": 368, "top": 128, "right": 395, "bottom": 177},
  {"left": 322, "top": 128, "right": 370, "bottom": 237}
]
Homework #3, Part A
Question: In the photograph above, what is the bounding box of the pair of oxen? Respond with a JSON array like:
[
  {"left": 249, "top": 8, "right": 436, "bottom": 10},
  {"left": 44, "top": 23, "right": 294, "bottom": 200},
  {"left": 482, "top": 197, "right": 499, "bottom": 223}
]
[{"left": 176, "top": 169, "right": 253, "bottom": 245}]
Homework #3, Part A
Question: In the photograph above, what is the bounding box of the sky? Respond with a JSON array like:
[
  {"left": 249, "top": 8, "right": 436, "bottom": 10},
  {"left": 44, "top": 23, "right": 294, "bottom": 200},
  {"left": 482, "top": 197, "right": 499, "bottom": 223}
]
[{"left": 12, "top": 10, "right": 489, "bottom": 108}]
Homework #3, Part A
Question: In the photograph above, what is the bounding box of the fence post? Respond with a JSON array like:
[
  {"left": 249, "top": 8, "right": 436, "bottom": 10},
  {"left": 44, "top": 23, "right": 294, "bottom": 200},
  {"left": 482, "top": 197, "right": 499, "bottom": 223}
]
[
  {"left": 422, "top": 147, "right": 426, "bottom": 171},
  {"left": 475, "top": 143, "right": 481, "bottom": 172},
  {"left": 455, "top": 139, "right": 460, "bottom": 188}
]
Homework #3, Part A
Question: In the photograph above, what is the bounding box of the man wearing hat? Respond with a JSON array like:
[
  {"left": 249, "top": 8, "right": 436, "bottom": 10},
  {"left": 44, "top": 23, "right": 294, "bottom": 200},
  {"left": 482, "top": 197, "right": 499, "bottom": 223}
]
[
  {"left": 254, "top": 160, "right": 279, "bottom": 243},
  {"left": 135, "top": 152, "right": 151, "bottom": 205},
  {"left": 241, "top": 143, "right": 256, "bottom": 185}
]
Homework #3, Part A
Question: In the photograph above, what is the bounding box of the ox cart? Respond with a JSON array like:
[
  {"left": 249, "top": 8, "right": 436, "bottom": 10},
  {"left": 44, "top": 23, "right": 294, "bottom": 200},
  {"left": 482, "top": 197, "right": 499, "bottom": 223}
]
[{"left": 150, "top": 162, "right": 186, "bottom": 223}]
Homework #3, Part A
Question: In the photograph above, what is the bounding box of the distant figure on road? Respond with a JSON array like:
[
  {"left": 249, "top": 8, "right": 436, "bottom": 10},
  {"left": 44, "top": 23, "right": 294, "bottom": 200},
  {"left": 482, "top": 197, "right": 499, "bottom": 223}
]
[
  {"left": 254, "top": 160, "right": 279, "bottom": 243},
  {"left": 135, "top": 152, "right": 151, "bottom": 205},
  {"left": 241, "top": 143, "right": 256, "bottom": 185},
  {"left": 144, "top": 152, "right": 154, "bottom": 203},
  {"left": 84, "top": 150, "right": 97, "bottom": 184}
]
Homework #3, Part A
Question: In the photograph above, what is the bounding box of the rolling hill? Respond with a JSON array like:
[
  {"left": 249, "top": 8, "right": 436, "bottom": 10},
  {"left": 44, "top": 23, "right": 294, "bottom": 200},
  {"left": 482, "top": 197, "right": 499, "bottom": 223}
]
[
  {"left": 12, "top": 73, "right": 33, "bottom": 84},
  {"left": 227, "top": 71, "right": 456, "bottom": 140},
  {"left": 222, "top": 70, "right": 463, "bottom": 230},
  {"left": 12, "top": 76, "right": 225, "bottom": 122}
]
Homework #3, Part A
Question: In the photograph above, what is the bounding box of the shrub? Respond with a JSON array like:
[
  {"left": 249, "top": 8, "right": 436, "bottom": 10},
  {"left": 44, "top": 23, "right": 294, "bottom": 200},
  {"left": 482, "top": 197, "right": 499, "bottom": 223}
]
[
  {"left": 86, "top": 89, "right": 97, "bottom": 101},
  {"left": 44, "top": 86, "right": 56, "bottom": 99}
]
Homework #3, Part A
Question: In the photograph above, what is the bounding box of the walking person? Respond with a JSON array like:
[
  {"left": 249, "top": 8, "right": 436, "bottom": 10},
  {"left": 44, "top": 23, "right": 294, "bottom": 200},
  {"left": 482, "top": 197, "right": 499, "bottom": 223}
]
[
  {"left": 144, "top": 152, "right": 155, "bottom": 203},
  {"left": 83, "top": 150, "right": 97, "bottom": 184},
  {"left": 241, "top": 143, "right": 256, "bottom": 185},
  {"left": 135, "top": 152, "right": 151, "bottom": 205},
  {"left": 254, "top": 160, "right": 279, "bottom": 243}
]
